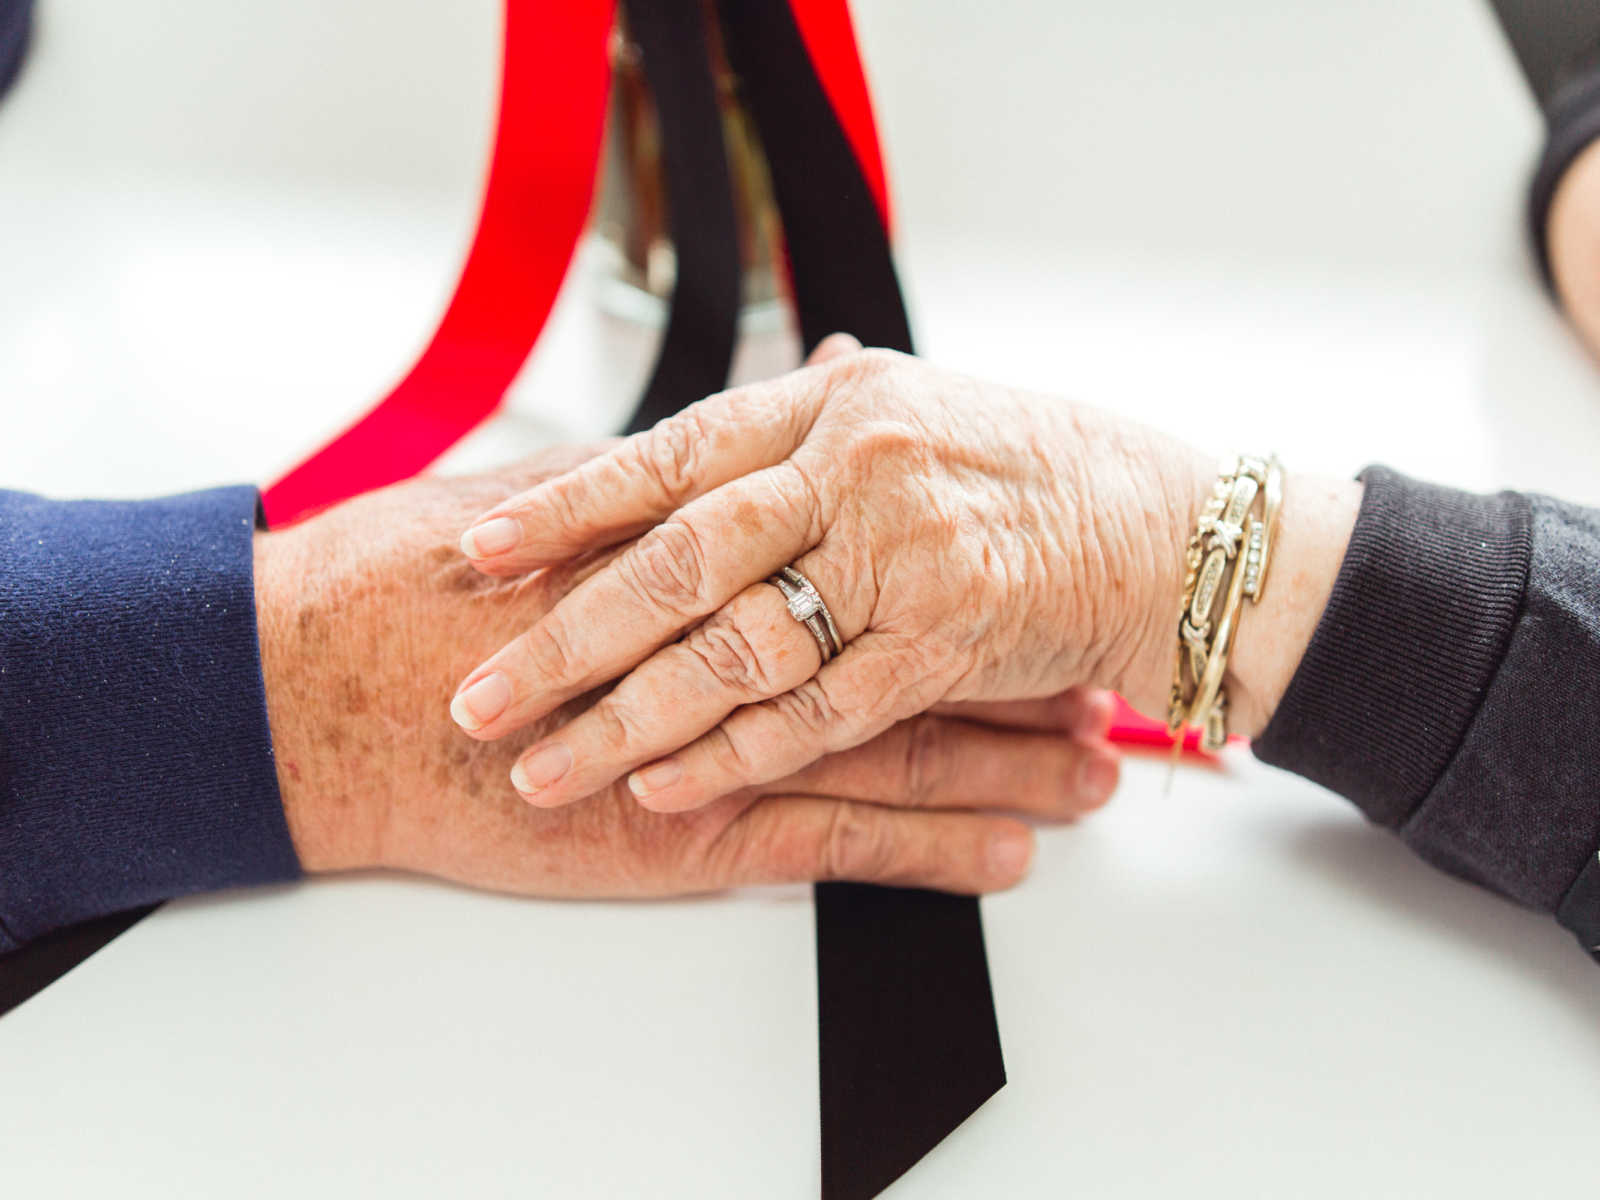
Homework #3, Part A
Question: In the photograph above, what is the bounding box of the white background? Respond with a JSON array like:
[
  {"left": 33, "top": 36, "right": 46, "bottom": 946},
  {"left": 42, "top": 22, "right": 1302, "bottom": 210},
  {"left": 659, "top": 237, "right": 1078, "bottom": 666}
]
[{"left": 2, "top": 2, "right": 1598, "bottom": 1196}]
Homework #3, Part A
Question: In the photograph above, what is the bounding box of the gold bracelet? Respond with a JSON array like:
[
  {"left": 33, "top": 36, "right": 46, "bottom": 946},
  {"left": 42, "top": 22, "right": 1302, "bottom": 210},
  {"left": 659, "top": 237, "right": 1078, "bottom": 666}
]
[{"left": 1168, "top": 455, "right": 1283, "bottom": 751}]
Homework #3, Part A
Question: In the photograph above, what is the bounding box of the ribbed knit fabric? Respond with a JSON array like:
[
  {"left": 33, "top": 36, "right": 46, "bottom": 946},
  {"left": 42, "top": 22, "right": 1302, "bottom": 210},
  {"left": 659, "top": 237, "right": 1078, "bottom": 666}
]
[
  {"left": 1257, "top": 468, "right": 1600, "bottom": 917},
  {"left": 1400, "top": 493, "right": 1600, "bottom": 911},
  {"left": 1255, "top": 467, "right": 1531, "bottom": 827},
  {"left": 0, "top": 488, "right": 301, "bottom": 952}
]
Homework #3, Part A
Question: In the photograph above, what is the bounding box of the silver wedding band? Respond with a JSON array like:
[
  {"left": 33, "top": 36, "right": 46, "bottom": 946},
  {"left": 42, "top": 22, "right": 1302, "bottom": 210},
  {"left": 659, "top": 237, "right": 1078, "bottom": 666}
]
[{"left": 768, "top": 566, "right": 844, "bottom": 664}]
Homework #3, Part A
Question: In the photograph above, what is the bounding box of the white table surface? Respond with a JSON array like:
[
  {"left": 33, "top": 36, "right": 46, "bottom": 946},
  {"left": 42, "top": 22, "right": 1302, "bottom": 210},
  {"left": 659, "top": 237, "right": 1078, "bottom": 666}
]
[{"left": 4, "top": 2, "right": 1600, "bottom": 1196}]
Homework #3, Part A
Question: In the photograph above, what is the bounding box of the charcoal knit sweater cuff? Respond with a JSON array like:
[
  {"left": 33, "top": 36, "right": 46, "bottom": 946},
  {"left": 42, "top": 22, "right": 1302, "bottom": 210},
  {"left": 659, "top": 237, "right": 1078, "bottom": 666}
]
[{"left": 1253, "top": 467, "right": 1531, "bottom": 835}]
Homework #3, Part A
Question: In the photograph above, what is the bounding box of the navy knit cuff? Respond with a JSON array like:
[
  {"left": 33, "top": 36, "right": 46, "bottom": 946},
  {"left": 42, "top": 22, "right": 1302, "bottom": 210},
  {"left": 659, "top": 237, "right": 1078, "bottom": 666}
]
[
  {"left": 1253, "top": 467, "right": 1532, "bottom": 831},
  {"left": 0, "top": 487, "right": 301, "bottom": 951}
]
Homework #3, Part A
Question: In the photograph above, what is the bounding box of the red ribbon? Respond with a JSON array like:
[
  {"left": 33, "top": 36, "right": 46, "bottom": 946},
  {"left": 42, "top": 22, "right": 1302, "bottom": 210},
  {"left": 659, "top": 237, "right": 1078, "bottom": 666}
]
[{"left": 261, "top": 1, "right": 616, "bottom": 526}]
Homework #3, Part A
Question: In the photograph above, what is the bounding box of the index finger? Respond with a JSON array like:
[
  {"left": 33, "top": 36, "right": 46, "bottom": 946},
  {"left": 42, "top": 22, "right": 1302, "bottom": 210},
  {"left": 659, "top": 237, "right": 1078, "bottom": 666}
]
[{"left": 458, "top": 373, "right": 823, "bottom": 575}]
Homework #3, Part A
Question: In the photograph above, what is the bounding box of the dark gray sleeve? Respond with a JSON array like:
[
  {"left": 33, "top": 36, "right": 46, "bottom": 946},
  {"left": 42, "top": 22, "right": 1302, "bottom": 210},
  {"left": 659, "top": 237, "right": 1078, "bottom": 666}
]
[{"left": 1253, "top": 467, "right": 1600, "bottom": 937}]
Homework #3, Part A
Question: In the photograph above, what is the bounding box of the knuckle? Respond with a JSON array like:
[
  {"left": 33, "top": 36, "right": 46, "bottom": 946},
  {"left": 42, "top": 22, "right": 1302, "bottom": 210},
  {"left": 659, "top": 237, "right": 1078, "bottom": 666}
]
[
  {"left": 861, "top": 636, "right": 953, "bottom": 719},
  {"left": 638, "top": 413, "right": 703, "bottom": 503},
  {"left": 837, "top": 420, "right": 922, "bottom": 485},
  {"left": 832, "top": 346, "right": 898, "bottom": 391},
  {"left": 854, "top": 346, "right": 903, "bottom": 373},
  {"left": 589, "top": 695, "right": 648, "bottom": 754},
  {"left": 702, "top": 723, "right": 762, "bottom": 786},
  {"left": 901, "top": 716, "right": 948, "bottom": 806},
  {"left": 773, "top": 680, "right": 840, "bottom": 741},
  {"left": 520, "top": 619, "right": 576, "bottom": 687},
  {"left": 623, "top": 518, "right": 710, "bottom": 615},
  {"left": 686, "top": 613, "right": 782, "bottom": 698},
  {"left": 776, "top": 460, "right": 828, "bottom": 542},
  {"left": 545, "top": 475, "right": 590, "bottom": 535},
  {"left": 821, "top": 804, "right": 895, "bottom": 882}
]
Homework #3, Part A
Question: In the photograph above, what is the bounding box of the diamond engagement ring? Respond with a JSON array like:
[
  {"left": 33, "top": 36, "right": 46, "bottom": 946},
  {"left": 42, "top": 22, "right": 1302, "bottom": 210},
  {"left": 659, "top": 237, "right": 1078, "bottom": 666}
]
[{"left": 767, "top": 566, "right": 844, "bottom": 664}]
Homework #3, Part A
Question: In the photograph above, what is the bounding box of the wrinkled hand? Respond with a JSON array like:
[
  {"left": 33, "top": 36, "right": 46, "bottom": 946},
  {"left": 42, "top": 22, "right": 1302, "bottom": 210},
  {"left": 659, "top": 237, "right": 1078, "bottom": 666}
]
[
  {"left": 254, "top": 447, "right": 1120, "bottom": 897},
  {"left": 448, "top": 340, "right": 1195, "bottom": 812}
]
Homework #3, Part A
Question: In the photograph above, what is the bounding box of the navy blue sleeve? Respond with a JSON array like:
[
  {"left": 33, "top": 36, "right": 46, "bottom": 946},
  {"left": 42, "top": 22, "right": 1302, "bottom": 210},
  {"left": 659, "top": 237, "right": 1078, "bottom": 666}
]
[{"left": 0, "top": 487, "right": 302, "bottom": 952}]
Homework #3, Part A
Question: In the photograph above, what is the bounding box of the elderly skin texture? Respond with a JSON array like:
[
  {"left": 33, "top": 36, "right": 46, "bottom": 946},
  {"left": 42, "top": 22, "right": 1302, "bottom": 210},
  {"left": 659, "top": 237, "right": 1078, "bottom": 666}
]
[{"left": 253, "top": 447, "right": 1117, "bottom": 896}]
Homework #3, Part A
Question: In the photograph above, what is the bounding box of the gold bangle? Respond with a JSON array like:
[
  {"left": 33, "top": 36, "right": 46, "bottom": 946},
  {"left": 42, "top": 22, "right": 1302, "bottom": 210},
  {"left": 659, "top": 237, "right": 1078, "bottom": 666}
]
[{"left": 1169, "top": 455, "right": 1283, "bottom": 751}]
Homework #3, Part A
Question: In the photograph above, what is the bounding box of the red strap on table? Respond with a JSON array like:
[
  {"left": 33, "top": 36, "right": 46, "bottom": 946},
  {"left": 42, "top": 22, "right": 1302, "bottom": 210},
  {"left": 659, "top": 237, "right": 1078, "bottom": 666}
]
[{"left": 261, "top": 0, "right": 615, "bottom": 526}]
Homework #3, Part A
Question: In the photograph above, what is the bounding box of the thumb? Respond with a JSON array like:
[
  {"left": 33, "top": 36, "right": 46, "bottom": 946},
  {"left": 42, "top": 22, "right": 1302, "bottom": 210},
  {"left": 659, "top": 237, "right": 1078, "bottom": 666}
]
[{"left": 805, "top": 332, "right": 863, "bottom": 367}]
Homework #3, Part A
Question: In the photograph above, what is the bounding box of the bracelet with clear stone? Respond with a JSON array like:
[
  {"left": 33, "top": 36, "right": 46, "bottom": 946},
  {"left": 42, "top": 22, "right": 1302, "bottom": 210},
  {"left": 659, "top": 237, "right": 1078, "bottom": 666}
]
[{"left": 1167, "top": 454, "right": 1283, "bottom": 750}]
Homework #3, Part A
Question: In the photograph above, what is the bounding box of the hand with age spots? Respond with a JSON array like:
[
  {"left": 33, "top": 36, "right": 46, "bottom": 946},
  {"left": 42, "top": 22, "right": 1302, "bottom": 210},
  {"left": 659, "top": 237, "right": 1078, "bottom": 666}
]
[
  {"left": 255, "top": 447, "right": 1123, "bottom": 898},
  {"left": 448, "top": 335, "right": 1196, "bottom": 815}
]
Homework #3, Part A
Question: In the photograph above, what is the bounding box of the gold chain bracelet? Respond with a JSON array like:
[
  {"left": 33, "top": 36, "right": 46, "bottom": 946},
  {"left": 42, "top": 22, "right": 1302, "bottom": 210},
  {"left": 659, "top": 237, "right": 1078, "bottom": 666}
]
[{"left": 1167, "top": 455, "right": 1283, "bottom": 752}]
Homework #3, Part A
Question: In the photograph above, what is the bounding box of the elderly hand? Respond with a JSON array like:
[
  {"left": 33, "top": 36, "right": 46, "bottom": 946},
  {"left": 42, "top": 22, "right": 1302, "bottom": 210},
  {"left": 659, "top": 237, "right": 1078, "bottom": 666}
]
[
  {"left": 448, "top": 339, "right": 1201, "bottom": 812},
  {"left": 257, "top": 447, "right": 1121, "bottom": 896}
]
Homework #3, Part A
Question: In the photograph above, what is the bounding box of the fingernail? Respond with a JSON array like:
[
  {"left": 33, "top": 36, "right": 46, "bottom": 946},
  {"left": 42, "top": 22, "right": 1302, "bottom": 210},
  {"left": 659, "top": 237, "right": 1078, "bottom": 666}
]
[
  {"left": 450, "top": 672, "right": 511, "bottom": 731},
  {"left": 1074, "top": 690, "right": 1116, "bottom": 741},
  {"left": 988, "top": 829, "right": 1035, "bottom": 882},
  {"left": 1080, "top": 750, "right": 1119, "bottom": 805},
  {"left": 460, "top": 517, "right": 521, "bottom": 559},
  {"left": 511, "top": 743, "right": 573, "bottom": 795},
  {"left": 627, "top": 759, "right": 683, "bottom": 799}
]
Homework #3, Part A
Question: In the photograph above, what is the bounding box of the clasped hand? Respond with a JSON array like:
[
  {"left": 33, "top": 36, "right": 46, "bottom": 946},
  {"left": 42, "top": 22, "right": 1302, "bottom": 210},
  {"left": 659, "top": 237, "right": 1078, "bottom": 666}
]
[
  {"left": 450, "top": 338, "right": 1205, "bottom": 824},
  {"left": 263, "top": 429, "right": 1129, "bottom": 899}
]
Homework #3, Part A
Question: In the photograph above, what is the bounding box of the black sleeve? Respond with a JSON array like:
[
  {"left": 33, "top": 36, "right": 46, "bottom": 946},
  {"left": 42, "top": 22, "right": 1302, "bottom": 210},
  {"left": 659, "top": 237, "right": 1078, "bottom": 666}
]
[{"left": 1253, "top": 467, "right": 1600, "bottom": 949}]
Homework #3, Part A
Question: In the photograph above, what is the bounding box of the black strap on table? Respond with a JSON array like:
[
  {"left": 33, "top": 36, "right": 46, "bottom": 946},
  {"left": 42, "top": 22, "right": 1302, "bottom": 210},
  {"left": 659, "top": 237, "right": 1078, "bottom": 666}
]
[
  {"left": 619, "top": 0, "right": 742, "bottom": 436},
  {"left": 0, "top": 905, "right": 157, "bottom": 1016},
  {"left": 714, "top": 4, "right": 1001, "bottom": 1198}
]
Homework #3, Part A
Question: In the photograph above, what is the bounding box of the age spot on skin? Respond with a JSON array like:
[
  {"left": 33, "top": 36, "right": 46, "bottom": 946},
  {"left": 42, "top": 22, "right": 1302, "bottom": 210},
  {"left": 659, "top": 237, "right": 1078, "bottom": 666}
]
[
  {"left": 340, "top": 677, "right": 370, "bottom": 716},
  {"left": 732, "top": 495, "right": 766, "bottom": 538}
]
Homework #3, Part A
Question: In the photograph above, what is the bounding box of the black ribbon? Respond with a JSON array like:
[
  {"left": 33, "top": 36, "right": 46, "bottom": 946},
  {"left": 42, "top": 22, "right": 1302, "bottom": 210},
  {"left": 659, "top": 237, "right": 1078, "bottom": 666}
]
[
  {"left": 640, "top": 2, "right": 1004, "bottom": 1196},
  {"left": 620, "top": 0, "right": 743, "bottom": 434},
  {"left": 715, "top": 0, "right": 912, "bottom": 359},
  {"left": 0, "top": 905, "right": 156, "bottom": 1016}
]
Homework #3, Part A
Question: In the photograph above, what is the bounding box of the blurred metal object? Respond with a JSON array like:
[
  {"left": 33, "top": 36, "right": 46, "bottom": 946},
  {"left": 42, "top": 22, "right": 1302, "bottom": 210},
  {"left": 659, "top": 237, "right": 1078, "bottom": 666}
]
[{"left": 591, "top": 7, "right": 785, "bottom": 326}]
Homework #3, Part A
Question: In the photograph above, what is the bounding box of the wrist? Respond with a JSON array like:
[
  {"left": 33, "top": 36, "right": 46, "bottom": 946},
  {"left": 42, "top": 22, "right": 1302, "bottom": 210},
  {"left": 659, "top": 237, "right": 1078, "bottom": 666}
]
[
  {"left": 1084, "top": 413, "right": 1213, "bottom": 719},
  {"left": 1221, "top": 471, "right": 1362, "bottom": 737},
  {"left": 1104, "top": 435, "right": 1361, "bottom": 742},
  {"left": 254, "top": 527, "right": 379, "bottom": 873}
]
